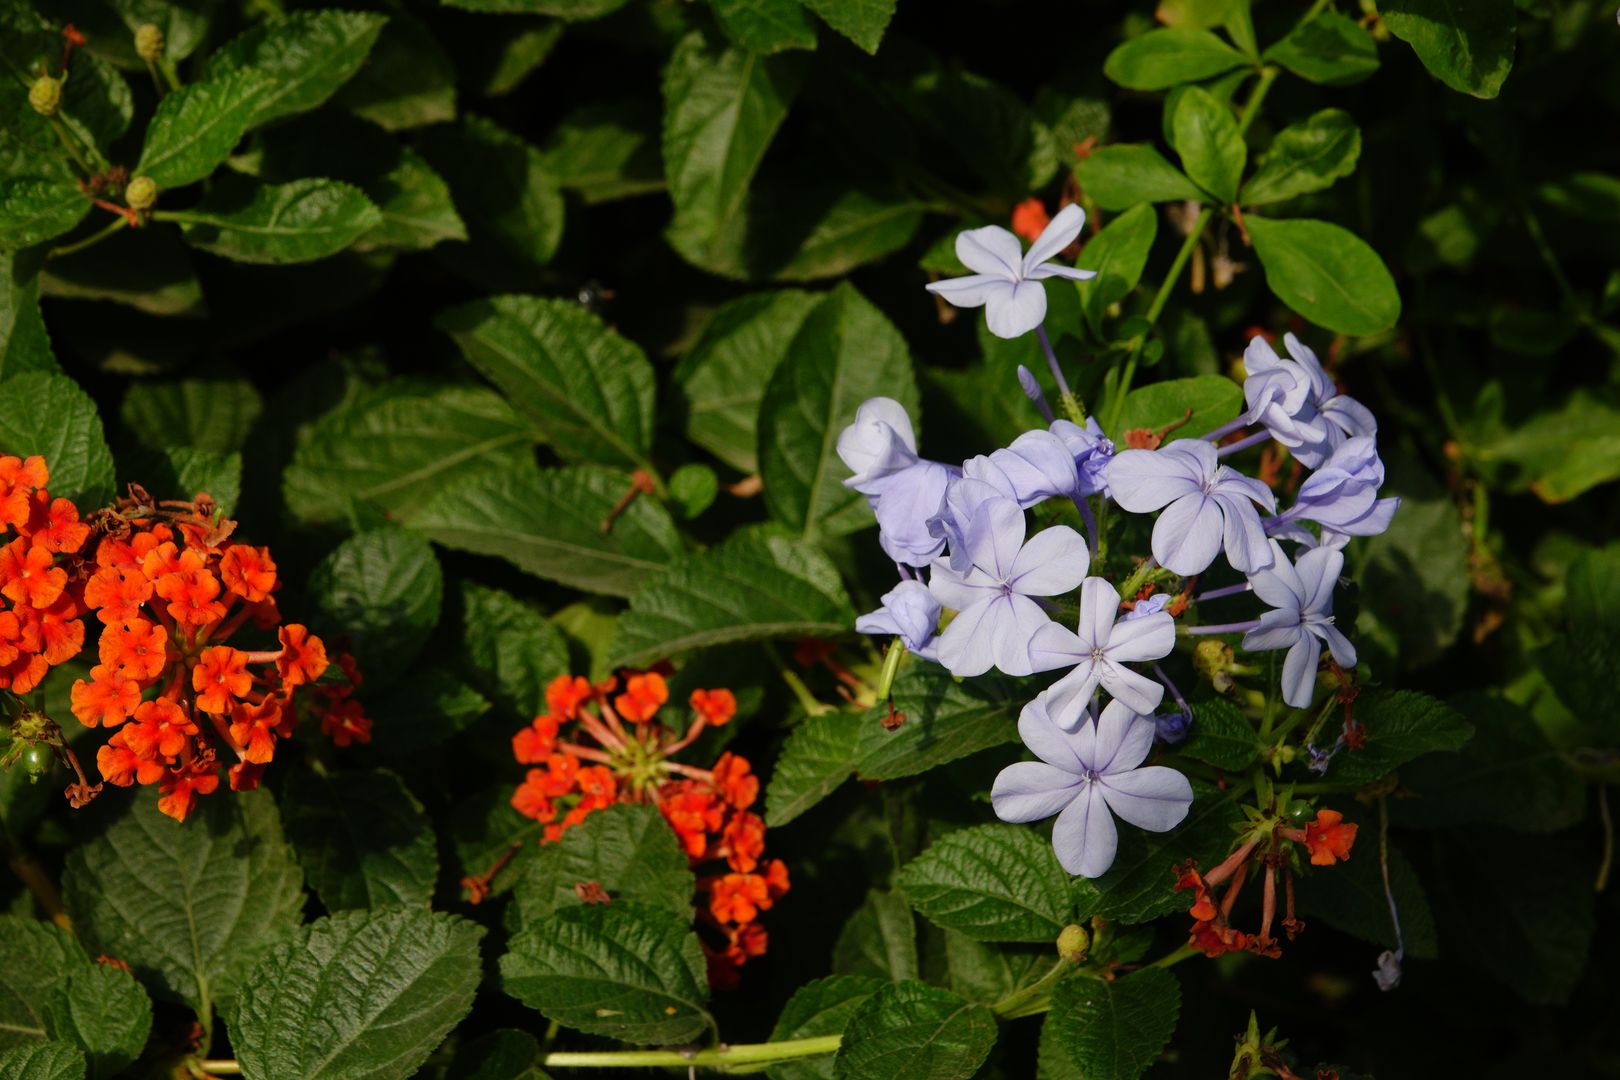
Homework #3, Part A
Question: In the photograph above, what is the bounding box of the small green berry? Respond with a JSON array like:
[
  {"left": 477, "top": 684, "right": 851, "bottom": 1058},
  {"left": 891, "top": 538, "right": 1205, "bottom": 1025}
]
[
  {"left": 29, "top": 75, "right": 63, "bottom": 117},
  {"left": 134, "top": 23, "right": 165, "bottom": 62},
  {"left": 125, "top": 176, "right": 158, "bottom": 212}
]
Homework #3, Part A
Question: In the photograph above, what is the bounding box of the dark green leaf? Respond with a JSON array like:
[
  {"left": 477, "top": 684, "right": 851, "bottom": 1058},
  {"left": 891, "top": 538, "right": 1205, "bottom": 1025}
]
[
  {"left": 120, "top": 374, "right": 262, "bottom": 453},
  {"left": 456, "top": 581, "right": 571, "bottom": 718},
  {"left": 509, "top": 803, "right": 694, "bottom": 926},
  {"left": 414, "top": 464, "right": 685, "bottom": 597},
  {"left": 765, "top": 708, "right": 861, "bottom": 827},
  {"left": 231, "top": 908, "right": 484, "bottom": 1080},
  {"left": 1077, "top": 203, "right": 1157, "bottom": 334},
  {"left": 834, "top": 981, "right": 996, "bottom": 1080},
  {"left": 1110, "top": 374, "right": 1242, "bottom": 443},
  {"left": 609, "top": 526, "right": 855, "bottom": 667},
  {"left": 537, "top": 100, "right": 664, "bottom": 204},
  {"left": 436, "top": 294, "right": 656, "bottom": 470},
  {"left": 123, "top": 446, "right": 242, "bottom": 516},
  {"left": 500, "top": 901, "right": 713, "bottom": 1044},
  {"left": 758, "top": 283, "right": 918, "bottom": 537},
  {"left": 1242, "top": 109, "right": 1361, "bottom": 206},
  {"left": 834, "top": 890, "right": 918, "bottom": 981},
  {"left": 41, "top": 226, "right": 203, "bottom": 317},
  {"left": 1383, "top": 0, "right": 1516, "bottom": 99},
  {"left": 853, "top": 666, "right": 1023, "bottom": 781},
  {"left": 1263, "top": 11, "right": 1380, "bottom": 86},
  {"left": 1178, "top": 697, "right": 1260, "bottom": 770},
  {"left": 1103, "top": 28, "right": 1250, "bottom": 91},
  {"left": 897, "top": 824, "right": 1072, "bottom": 942},
  {"left": 203, "top": 9, "right": 389, "bottom": 128},
  {"left": 135, "top": 69, "right": 270, "bottom": 188},
  {"left": 443, "top": 1030, "right": 547, "bottom": 1080},
  {"left": 0, "top": 252, "right": 57, "bottom": 379},
  {"left": 1246, "top": 216, "right": 1401, "bottom": 336},
  {"left": 1324, "top": 690, "right": 1473, "bottom": 784},
  {"left": 1044, "top": 968, "right": 1180, "bottom": 1080},
  {"left": 767, "top": 976, "right": 883, "bottom": 1080},
  {"left": 1349, "top": 468, "right": 1469, "bottom": 669},
  {"left": 1294, "top": 824, "right": 1438, "bottom": 960},
  {"left": 0, "top": 372, "right": 116, "bottom": 506},
  {"left": 331, "top": 14, "right": 456, "bottom": 131},
  {"left": 353, "top": 148, "right": 467, "bottom": 253},
  {"left": 0, "top": 178, "right": 89, "bottom": 250},
  {"left": 712, "top": 0, "right": 819, "bottom": 53},
  {"left": 307, "top": 526, "right": 444, "bottom": 687},
  {"left": 798, "top": 0, "right": 895, "bottom": 54},
  {"left": 1170, "top": 86, "right": 1243, "bottom": 204},
  {"left": 175, "top": 177, "right": 382, "bottom": 264},
  {"left": 282, "top": 770, "right": 438, "bottom": 911},
  {"left": 1472, "top": 389, "right": 1620, "bottom": 503},
  {"left": 366, "top": 666, "right": 491, "bottom": 752},
  {"left": 0, "top": 1044, "right": 84, "bottom": 1080},
  {"left": 1075, "top": 145, "right": 1203, "bottom": 212}
]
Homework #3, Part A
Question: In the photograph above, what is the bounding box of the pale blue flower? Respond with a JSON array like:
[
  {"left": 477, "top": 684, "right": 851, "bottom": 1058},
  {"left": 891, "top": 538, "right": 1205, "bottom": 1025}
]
[
  {"left": 1109, "top": 440, "right": 1277, "bottom": 575},
  {"left": 962, "top": 429, "right": 1080, "bottom": 509},
  {"left": 838, "top": 397, "right": 958, "bottom": 566},
  {"left": 1029, "top": 576, "right": 1176, "bottom": 725},
  {"left": 925, "top": 204, "right": 1097, "bottom": 339},
  {"left": 1268, "top": 436, "right": 1399, "bottom": 548},
  {"left": 1242, "top": 540, "right": 1357, "bottom": 708},
  {"left": 1050, "top": 417, "right": 1114, "bottom": 498},
  {"left": 1244, "top": 334, "right": 1375, "bottom": 469},
  {"left": 855, "top": 580, "right": 942, "bottom": 661}
]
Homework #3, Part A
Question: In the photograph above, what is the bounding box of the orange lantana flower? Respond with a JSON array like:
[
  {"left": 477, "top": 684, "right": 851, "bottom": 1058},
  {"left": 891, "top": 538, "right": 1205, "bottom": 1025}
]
[
  {"left": 275, "top": 623, "right": 328, "bottom": 686},
  {"left": 220, "top": 544, "right": 277, "bottom": 602},
  {"left": 614, "top": 672, "right": 668, "bottom": 723},
  {"left": 1303, "top": 809, "right": 1358, "bottom": 866},
  {"left": 0, "top": 538, "right": 66, "bottom": 609},
  {"left": 71, "top": 664, "right": 142, "bottom": 728},
  {"left": 101, "top": 617, "right": 168, "bottom": 679},
  {"left": 193, "top": 647, "right": 251, "bottom": 714},
  {"left": 690, "top": 688, "right": 737, "bottom": 727}
]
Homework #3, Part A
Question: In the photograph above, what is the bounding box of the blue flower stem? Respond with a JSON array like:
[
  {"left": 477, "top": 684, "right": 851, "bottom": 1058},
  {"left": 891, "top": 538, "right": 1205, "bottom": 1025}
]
[
  {"left": 1072, "top": 496, "right": 1099, "bottom": 560},
  {"left": 1202, "top": 415, "right": 1250, "bottom": 444},
  {"left": 1182, "top": 619, "right": 1262, "bottom": 636},
  {"left": 1034, "top": 324, "right": 1074, "bottom": 404},
  {"left": 1194, "top": 581, "right": 1252, "bottom": 603},
  {"left": 1375, "top": 795, "right": 1405, "bottom": 985},
  {"left": 1215, "top": 430, "right": 1272, "bottom": 457},
  {"left": 1152, "top": 662, "right": 1189, "bottom": 716}
]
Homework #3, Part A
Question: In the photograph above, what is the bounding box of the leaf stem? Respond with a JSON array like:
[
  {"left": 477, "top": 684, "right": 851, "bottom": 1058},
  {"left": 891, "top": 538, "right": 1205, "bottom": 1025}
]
[
  {"left": 990, "top": 958, "right": 1071, "bottom": 1019},
  {"left": 48, "top": 215, "right": 129, "bottom": 260},
  {"left": 194, "top": 1060, "right": 240, "bottom": 1075},
  {"left": 47, "top": 116, "right": 96, "bottom": 176},
  {"left": 1149, "top": 942, "right": 1201, "bottom": 969},
  {"left": 542, "top": 1034, "right": 842, "bottom": 1071}
]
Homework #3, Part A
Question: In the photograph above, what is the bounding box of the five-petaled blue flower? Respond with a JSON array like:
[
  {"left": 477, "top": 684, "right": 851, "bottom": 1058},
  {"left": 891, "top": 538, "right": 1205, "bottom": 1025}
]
[
  {"left": 1242, "top": 540, "right": 1357, "bottom": 708},
  {"left": 838, "top": 397, "right": 957, "bottom": 567},
  {"left": 1268, "top": 436, "right": 1399, "bottom": 548},
  {"left": 1108, "top": 439, "right": 1277, "bottom": 575},
  {"left": 1030, "top": 576, "right": 1176, "bottom": 724},
  {"left": 925, "top": 204, "right": 1097, "bottom": 340},
  {"left": 1243, "top": 333, "right": 1375, "bottom": 469}
]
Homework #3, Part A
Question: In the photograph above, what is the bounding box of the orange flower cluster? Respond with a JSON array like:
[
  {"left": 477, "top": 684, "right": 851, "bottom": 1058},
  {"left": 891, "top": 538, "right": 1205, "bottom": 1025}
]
[
  {"left": 67, "top": 492, "right": 370, "bottom": 821},
  {"left": 0, "top": 456, "right": 90, "bottom": 695},
  {"left": 503, "top": 671, "right": 788, "bottom": 987},
  {"left": 1173, "top": 809, "right": 1358, "bottom": 959}
]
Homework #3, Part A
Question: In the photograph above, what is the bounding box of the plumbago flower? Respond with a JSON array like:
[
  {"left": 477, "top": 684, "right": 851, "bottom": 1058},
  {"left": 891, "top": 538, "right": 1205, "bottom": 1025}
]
[
  {"left": 925, "top": 204, "right": 1096, "bottom": 339},
  {"left": 1241, "top": 540, "right": 1357, "bottom": 708},
  {"left": 1030, "top": 576, "right": 1176, "bottom": 723},
  {"left": 1267, "top": 436, "right": 1400, "bottom": 547},
  {"left": 1109, "top": 440, "right": 1276, "bottom": 575},
  {"left": 837, "top": 397, "right": 957, "bottom": 566},
  {"left": 855, "top": 581, "right": 941, "bottom": 661},
  {"left": 1243, "top": 333, "right": 1376, "bottom": 468},
  {"left": 992, "top": 697, "right": 1193, "bottom": 877}
]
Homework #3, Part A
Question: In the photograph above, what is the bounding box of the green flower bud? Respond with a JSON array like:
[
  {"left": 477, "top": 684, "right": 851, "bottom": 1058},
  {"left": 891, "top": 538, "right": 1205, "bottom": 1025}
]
[
  {"left": 125, "top": 176, "right": 158, "bottom": 212},
  {"left": 1056, "top": 923, "right": 1090, "bottom": 964},
  {"left": 1285, "top": 799, "right": 1314, "bottom": 824},
  {"left": 21, "top": 742, "right": 52, "bottom": 782},
  {"left": 29, "top": 75, "right": 63, "bottom": 117},
  {"left": 135, "top": 23, "right": 165, "bottom": 61}
]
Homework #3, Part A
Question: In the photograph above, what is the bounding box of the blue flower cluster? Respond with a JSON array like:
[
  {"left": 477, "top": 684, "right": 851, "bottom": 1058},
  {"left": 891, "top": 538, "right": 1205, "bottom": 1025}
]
[{"left": 843, "top": 211, "right": 1400, "bottom": 878}]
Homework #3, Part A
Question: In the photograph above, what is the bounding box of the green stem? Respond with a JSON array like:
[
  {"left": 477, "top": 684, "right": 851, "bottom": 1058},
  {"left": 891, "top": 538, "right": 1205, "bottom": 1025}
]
[
  {"left": 764, "top": 644, "right": 832, "bottom": 717},
  {"left": 194, "top": 1061, "right": 240, "bottom": 1076},
  {"left": 47, "top": 215, "right": 129, "bottom": 260},
  {"left": 1519, "top": 201, "right": 1588, "bottom": 323},
  {"left": 543, "top": 1035, "right": 842, "bottom": 1071},
  {"left": 990, "top": 959, "right": 1071, "bottom": 1020},
  {"left": 47, "top": 116, "right": 94, "bottom": 176},
  {"left": 1149, "top": 943, "right": 1201, "bottom": 969}
]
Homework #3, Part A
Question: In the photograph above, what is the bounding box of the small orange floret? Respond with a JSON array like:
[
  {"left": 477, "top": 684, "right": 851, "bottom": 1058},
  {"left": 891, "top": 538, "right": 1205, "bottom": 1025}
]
[
  {"left": 220, "top": 544, "right": 277, "bottom": 602},
  {"left": 720, "top": 811, "right": 766, "bottom": 873},
  {"left": 23, "top": 494, "right": 90, "bottom": 553},
  {"left": 229, "top": 696, "right": 282, "bottom": 764},
  {"left": 96, "top": 734, "right": 164, "bottom": 786},
  {"left": 1011, "top": 197, "right": 1051, "bottom": 243},
  {"left": 155, "top": 568, "right": 226, "bottom": 626},
  {"left": 101, "top": 617, "right": 168, "bottom": 680},
  {"left": 614, "top": 672, "right": 667, "bottom": 723},
  {"left": 83, "top": 565, "right": 152, "bottom": 625},
  {"left": 157, "top": 762, "right": 220, "bottom": 822},
  {"left": 690, "top": 688, "right": 737, "bottom": 727},
  {"left": 71, "top": 664, "right": 142, "bottom": 728},
  {"left": 193, "top": 646, "right": 251, "bottom": 714},
  {"left": 320, "top": 698, "right": 372, "bottom": 747},
  {"left": 544, "top": 674, "right": 592, "bottom": 720},
  {"left": 711, "top": 752, "right": 757, "bottom": 810},
  {"left": 512, "top": 714, "right": 561, "bottom": 764},
  {"left": 0, "top": 538, "right": 66, "bottom": 609},
  {"left": 122, "top": 698, "right": 197, "bottom": 760},
  {"left": 1303, "top": 809, "right": 1358, "bottom": 866},
  {"left": 275, "top": 624, "right": 328, "bottom": 687}
]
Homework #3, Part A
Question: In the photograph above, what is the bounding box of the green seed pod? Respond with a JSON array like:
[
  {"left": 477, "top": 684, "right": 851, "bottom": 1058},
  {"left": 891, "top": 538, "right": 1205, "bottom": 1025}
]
[
  {"left": 1056, "top": 923, "right": 1090, "bottom": 964},
  {"left": 135, "top": 23, "right": 166, "bottom": 61},
  {"left": 1285, "top": 799, "right": 1314, "bottom": 824},
  {"left": 21, "top": 742, "right": 52, "bottom": 782},
  {"left": 125, "top": 176, "right": 158, "bottom": 212},
  {"left": 29, "top": 75, "right": 62, "bottom": 117}
]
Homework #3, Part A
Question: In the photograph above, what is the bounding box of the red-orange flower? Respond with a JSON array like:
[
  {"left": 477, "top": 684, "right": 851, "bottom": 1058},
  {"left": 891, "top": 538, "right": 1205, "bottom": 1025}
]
[
  {"left": 154, "top": 568, "right": 226, "bottom": 625},
  {"left": 122, "top": 699, "right": 197, "bottom": 760},
  {"left": 690, "top": 688, "right": 737, "bottom": 727},
  {"left": 34, "top": 594, "right": 84, "bottom": 665},
  {"left": 320, "top": 698, "right": 372, "bottom": 747},
  {"left": 720, "top": 811, "right": 766, "bottom": 873},
  {"left": 1011, "top": 197, "right": 1051, "bottom": 243},
  {"left": 710, "top": 873, "right": 770, "bottom": 923},
  {"left": 614, "top": 672, "right": 668, "bottom": 723},
  {"left": 229, "top": 696, "right": 282, "bottom": 764},
  {"left": 71, "top": 664, "right": 143, "bottom": 728},
  {"left": 83, "top": 566, "right": 152, "bottom": 625},
  {"left": 661, "top": 782, "right": 724, "bottom": 858},
  {"left": 0, "top": 538, "right": 65, "bottom": 609},
  {"left": 100, "top": 617, "right": 168, "bottom": 679},
  {"left": 512, "top": 769, "right": 557, "bottom": 822},
  {"left": 219, "top": 544, "right": 277, "bottom": 602},
  {"left": 157, "top": 761, "right": 220, "bottom": 822},
  {"left": 275, "top": 623, "right": 328, "bottom": 687},
  {"left": 512, "top": 714, "right": 561, "bottom": 764},
  {"left": 1173, "top": 862, "right": 1217, "bottom": 922},
  {"left": 24, "top": 494, "right": 90, "bottom": 553},
  {"left": 545, "top": 674, "right": 593, "bottom": 720},
  {"left": 712, "top": 752, "right": 758, "bottom": 810},
  {"left": 96, "top": 733, "right": 165, "bottom": 786},
  {"left": 0, "top": 455, "right": 48, "bottom": 528},
  {"left": 1302, "top": 809, "right": 1357, "bottom": 866},
  {"left": 193, "top": 646, "right": 251, "bottom": 714}
]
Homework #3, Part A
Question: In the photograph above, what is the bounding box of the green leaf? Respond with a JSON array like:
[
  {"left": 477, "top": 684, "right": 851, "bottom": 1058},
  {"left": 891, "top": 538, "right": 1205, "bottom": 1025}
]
[
  {"left": 176, "top": 177, "right": 382, "bottom": 264},
  {"left": 1263, "top": 11, "right": 1380, "bottom": 86},
  {"left": 1473, "top": 389, "right": 1620, "bottom": 503},
  {"left": 135, "top": 70, "right": 270, "bottom": 188},
  {"left": 0, "top": 917, "right": 152, "bottom": 1077},
  {"left": 610, "top": 526, "right": 855, "bottom": 667},
  {"left": 61, "top": 789, "right": 305, "bottom": 1017},
  {"left": 414, "top": 464, "right": 684, "bottom": 597},
  {"left": 1076, "top": 203, "right": 1158, "bottom": 334},
  {"left": 331, "top": 13, "right": 456, "bottom": 131},
  {"left": 1103, "top": 28, "right": 1250, "bottom": 91},
  {"left": 1383, "top": 0, "right": 1516, "bottom": 99},
  {"left": 1111, "top": 374, "right": 1242, "bottom": 443},
  {"left": 834, "top": 981, "right": 996, "bottom": 1080},
  {"left": 661, "top": 32, "right": 807, "bottom": 260},
  {"left": 282, "top": 770, "right": 438, "bottom": 911},
  {"left": 1392, "top": 693, "right": 1583, "bottom": 832},
  {"left": 509, "top": 803, "right": 695, "bottom": 926},
  {"left": 366, "top": 666, "right": 491, "bottom": 753},
  {"left": 1241, "top": 109, "right": 1361, "bottom": 206},
  {"left": 1075, "top": 145, "right": 1204, "bottom": 212},
  {"left": 41, "top": 225, "right": 203, "bottom": 317},
  {"left": 282, "top": 379, "right": 535, "bottom": 525},
  {"left": 121, "top": 374, "right": 262, "bottom": 453},
  {"left": 456, "top": 581, "right": 571, "bottom": 718},
  {"left": 834, "top": 889, "right": 918, "bottom": 981},
  {"left": 1043, "top": 968, "right": 1180, "bottom": 1080},
  {"left": 767, "top": 976, "right": 883, "bottom": 1080},
  {"left": 308, "top": 526, "right": 444, "bottom": 688},
  {"left": 674, "top": 289, "right": 819, "bottom": 473},
  {"left": 443, "top": 1030, "right": 547, "bottom": 1080},
  {"left": 500, "top": 901, "right": 713, "bottom": 1044},
  {"left": 853, "top": 666, "right": 1023, "bottom": 781},
  {"left": 798, "top": 0, "right": 896, "bottom": 54},
  {"left": 203, "top": 9, "right": 389, "bottom": 128},
  {"left": 353, "top": 147, "right": 467, "bottom": 253},
  {"left": 897, "top": 824, "right": 1072, "bottom": 943},
  {"left": 436, "top": 294, "right": 656, "bottom": 470},
  {"left": 232, "top": 908, "right": 483, "bottom": 1080},
  {"left": 0, "top": 252, "right": 57, "bottom": 379},
  {"left": 1245, "top": 216, "right": 1401, "bottom": 336},
  {"left": 0, "top": 1044, "right": 84, "bottom": 1080},
  {"left": 902, "top": 69, "right": 1060, "bottom": 197},
  {"left": 449, "top": 786, "right": 545, "bottom": 903},
  {"left": 1294, "top": 822, "right": 1438, "bottom": 960},
  {"left": 0, "top": 178, "right": 89, "bottom": 250},
  {"left": 1170, "top": 86, "right": 1244, "bottom": 204},
  {"left": 712, "top": 0, "right": 819, "bottom": 53},
  {"left": 766, "top": 708, "right": 862, "bottom": 826},
  {"left": 1177, "top": 697, "right": 1260, "bottom": 770},
  {"left": 1351, "top": 474, "right": 1469, "bottom": 669},
  {"left": 0, "top": 372, "right": 116, "bottom": 507},
  {"left": 443, "top": 0, "right": 631, "bottom": 15},
  {"left": 945, "top": 932, "right": 1053, "bottom": 1006},
  {"left": 1321, "top": 690, "right": 1472, "bottom": 783},
  {"left": 537, "top": 100, "right": 664, "bottom": 204},
  {"left": 758, "top": 283, "right": 918, "bottom": 537},
  {"left": 415, "top": 116, "right": 565, "bottom": 280}
]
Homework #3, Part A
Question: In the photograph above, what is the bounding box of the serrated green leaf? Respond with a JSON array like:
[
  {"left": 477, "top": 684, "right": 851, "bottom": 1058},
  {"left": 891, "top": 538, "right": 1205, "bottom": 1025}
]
[
  {"left": 283, "top": 770, "right": 438, "bottom": 911},
  {"left": 500, "top": 902, "right": 713, "bottom": 1044},
  {"left": 1077, "top": 202, "right": 1157, "bottom": 334},
  {"left": 1103, "top": 28, "right": 1250, "bottom": 91},
  {"left": 1176, "top": 698, "right": 1259, "bottom": 769},
  {"left": 443, "top": 1029, "right": 546, "bottom": 1080},
  {"left": 308, "top": 526, "right": 443, "bottom": 688},
  {"left": 203, "top": 9, "right": 389, "bottom": 128},
  {"left": 1263, "top": 10, "right": 1380, "bottom": 86},
  {"left": 853, "top": 666, "right": 1023, "bottom": 781},
  {"left": 798, "top": 0, "right": 895, "bottom": 54},
  {"left": 456, "top": 581, "right": 570, "bottom": 718},
  {"left": 537, "top": 100, "right": 664, "bottom": 204},
  {"left": 767, "top": 976, "right": 883, "bottom": 1080},
  {"left": 414, "top": 464, "right": 684, "bottom": 597},
  {"left": 282, "top": 379, "right": 535, "bottom": 525},
  {"left": 674, "top": 290, "right": 819, "bottom": 473},
  {"left": 232, "top": 908, "right": 483, "bottom": 1080},
  {"left": 1044, "top": 968, "right": 1180, "bottom": 1080},
  {"left": 0, "top": 1043, "right": 84, "bottom": 1080},
  {"left": 61, "top": 789, "right": 305, "bottom": 1017},
  {"left": 1076, "top": 145, "right": 1204, "bottom": 212},
  {"left": 0, "top": 178, "right": 89, "bottom": 250},
  {"left": 136, "top": 69, "right": 270, "bottom": 188},
  {"left": 332, "top": 13, "right": 456, "bottom": 131},
  {"left": 354, "top": 147, "right": 467, "bottom": 253},
  {"left": 1383, "top": 0, "right": 1516, "bottom": 99},
  {"left": 366, "top": 666, "right": 491, "bottom": 753},
  {"left": 898, "top": 825, "right": 1072, "bottom": 943},
  {"left": 509, "top": 803, "right": 694, "bottom": 927},
  {"left": 1111, "top": 374, "right": 1242, "bottom": 443},
  {"left": 0, "top": 372, "right": 116, "bottom": 506},
  {"left": 1323, "top": 689, "right": 1472, "bottom": 784},
  {"left": 834, "top": 889, "right": 918, "bottom": 982},
  {"left": 608, "top": 526, "right": 856, "bottom": 668},
  {"left": 766, "top": 708, "right": 861, "bottom": 826},
  {"left": 758, "top": 283, "right": 918, "bottom": 537},
  {"left": 834, "top": 981, "right": 996, "bottom": 1080},
  {"left": 712, "top": 0, "right": 818, "bottom": 53},
  {"left": 1242, "top": 109, "right": 1361, "bottom": 206},
  {"left": 1294, "top": 822, "right": 1438, "bottom": 960},
  {"left": 0, "top": 252, "right": 57, "bottom": 379},
  {"left": 1170, "top": 86, "right": 1243, "bottom": 204},
  {"left": 436, "top": 294, "right": 656, "bottom": 470},
  {"left": 175, "top": 177, "right": 381, "bottom": 264},
  {"left": 120, "top": 373, "right": 262, "bottom": 453},
  {"left": 1246, "top": 216, "right": 1401, "bottom": 336}
]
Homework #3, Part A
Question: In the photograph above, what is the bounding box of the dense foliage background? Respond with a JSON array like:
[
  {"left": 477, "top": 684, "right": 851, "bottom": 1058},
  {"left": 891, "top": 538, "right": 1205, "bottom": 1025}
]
[{"left": 2, "top": 0, "right": 1619, "bottom": 1077}]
